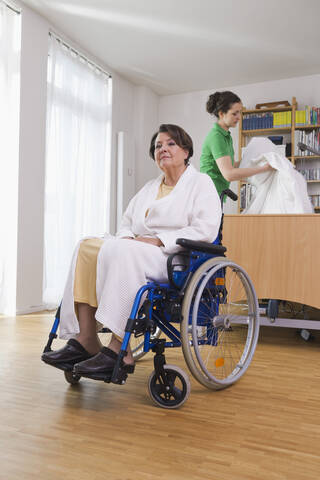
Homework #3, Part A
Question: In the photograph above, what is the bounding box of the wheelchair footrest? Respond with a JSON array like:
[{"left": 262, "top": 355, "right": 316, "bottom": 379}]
[
  {"left": 78, "top": 371, "right": 113, "bottom": 383},
  {"left": 79, "top": 364, "right": 135, "bottom": 385},
  {"left": 41, "top": 359, "right": 75, "bottom": 372},
  {"left": 111, "top": 363, "right": 135, "bottom": 385}
]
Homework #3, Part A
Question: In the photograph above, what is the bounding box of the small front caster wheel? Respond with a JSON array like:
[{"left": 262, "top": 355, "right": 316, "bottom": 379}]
[
  {"left": 148, "top": 364, "right": 190, "bottom": 409},
  {"left": 64, "top": 370, "right": 81, "bottom": 385}
]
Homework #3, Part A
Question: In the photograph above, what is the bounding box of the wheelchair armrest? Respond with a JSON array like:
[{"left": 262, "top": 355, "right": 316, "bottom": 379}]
[{"left": 176, "top": 238, "right": 226, "bottom": 255}]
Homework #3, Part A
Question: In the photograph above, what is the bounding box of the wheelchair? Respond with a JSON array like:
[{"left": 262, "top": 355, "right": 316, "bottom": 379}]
[{"left": 43, "top": 189, "right": 260, "bottom": 409}]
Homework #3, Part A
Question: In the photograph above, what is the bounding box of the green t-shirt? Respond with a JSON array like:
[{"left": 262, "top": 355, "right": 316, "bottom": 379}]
[{"left": 200, "top": 122, "right": 234, "bottom": 197}]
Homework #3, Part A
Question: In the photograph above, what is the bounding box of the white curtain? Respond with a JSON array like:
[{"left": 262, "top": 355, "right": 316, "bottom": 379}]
[
  {"left": 44, "top": 34, "right": 112, "bottom": 307},
  {"left": 0, "top": 2, "right": 21, "bottom": 314}
]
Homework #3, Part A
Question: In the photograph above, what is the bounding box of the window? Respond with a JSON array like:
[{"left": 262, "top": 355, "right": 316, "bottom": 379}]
[
  {"left": 0, "top": 2, "right": 21, "bottom": 314},
  {"left": 43, "top": 34, "right": 112, "bottom": 306}
]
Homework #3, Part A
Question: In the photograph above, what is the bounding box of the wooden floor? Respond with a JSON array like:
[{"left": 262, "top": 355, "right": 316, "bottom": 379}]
[{"left": 1, "top": 313, "right": 320, "bottom": 480}]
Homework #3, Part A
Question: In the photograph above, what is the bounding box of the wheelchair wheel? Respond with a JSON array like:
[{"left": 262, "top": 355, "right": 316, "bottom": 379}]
[
  {"left": 181, "top": 257, "right": 259, "bottom": 390},
  {"left": 148, "top": 365, "right": 190, "bottom": 409},
  {"left": 64, "top": 370, "right": 81, "bottom": 385},
  {"left": 131, "top": 327, "right": 161, "bottom": 361}
]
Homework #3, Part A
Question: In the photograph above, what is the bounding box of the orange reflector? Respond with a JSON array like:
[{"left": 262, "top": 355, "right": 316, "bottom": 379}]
[
  {"left": 215, "top": 278, "right": 224, "bottom": 285},
  {"left": 215, "top": 357, "right": 224, "bottom": 368}
]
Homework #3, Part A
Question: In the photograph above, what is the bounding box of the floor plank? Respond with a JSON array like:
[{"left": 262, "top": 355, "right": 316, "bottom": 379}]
[{"left": 0, "top": 313, "right": 320, "bottom": 479}]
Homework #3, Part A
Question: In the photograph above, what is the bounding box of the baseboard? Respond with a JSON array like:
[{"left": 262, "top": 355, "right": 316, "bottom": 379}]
[{"left": 16, "top": 304, "right": 57, "bottom": 315}]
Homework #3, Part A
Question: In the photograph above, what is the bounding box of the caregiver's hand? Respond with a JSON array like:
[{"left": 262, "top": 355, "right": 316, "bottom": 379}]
[
  {"left": 134, "top": 236, "right": 163, "bottom": 247},
  {"left": 259, "top": 163, "right": 274, "bottom": 173}
]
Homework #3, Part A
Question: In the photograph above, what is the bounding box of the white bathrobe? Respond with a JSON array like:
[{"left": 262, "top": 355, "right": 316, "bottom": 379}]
[{"left": 59, "top": 165, "right": 221, "bottom": 339}]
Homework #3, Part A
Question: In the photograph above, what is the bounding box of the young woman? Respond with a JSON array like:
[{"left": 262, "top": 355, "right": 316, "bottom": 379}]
[{"left": 200, "top": 91, "right": 273, "bottom": 196}]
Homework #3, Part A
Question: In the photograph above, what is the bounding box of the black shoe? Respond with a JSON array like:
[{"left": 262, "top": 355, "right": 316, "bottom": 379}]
[
  {"left": 73, "top": 347, "right": 135, "bottom": 376},
  {"left": 41, "top": 339, "right": 93, "bottom": 371}
]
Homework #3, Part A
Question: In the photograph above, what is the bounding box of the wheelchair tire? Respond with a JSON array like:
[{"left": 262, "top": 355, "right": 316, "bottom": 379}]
[
  {"left": 148, "top": 365, "right": 190, "bottom": 409},
  {"left": 64, "top": 370, "right": 81, "bottom": 385},
  {"left": 132, "top": 327, "right": 161, "bottom": 361},
  {"left": 181, "top": 257, "right": 259, "bottom": 390}
]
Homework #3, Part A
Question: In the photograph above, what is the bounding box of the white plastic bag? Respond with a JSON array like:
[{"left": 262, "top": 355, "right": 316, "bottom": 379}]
[{"left": 241, "top": 137, "right": 313, "bottom": 214}]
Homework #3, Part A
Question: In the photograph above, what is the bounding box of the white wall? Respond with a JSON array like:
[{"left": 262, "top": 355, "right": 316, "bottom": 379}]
[
  {"left": 16, "top": 5, "right": 48, "bottom": 313},
  {"left": 110, "top": 73, "right": 136, "bottom": 232},
  {"left": 133, "top": 85, "right": 159, "bottom": 192},
  {"left": 104, "top": 83, "right": 160, "bottom": 231},
  {"left": 158, "top": 74, "right": 320, "bottom": 212},
  {"left": 14, "top": 1, "right": 153, "bottom": 313}
]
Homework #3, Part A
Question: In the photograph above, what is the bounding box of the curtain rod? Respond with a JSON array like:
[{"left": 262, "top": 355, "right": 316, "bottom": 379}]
[
  {"left": 49, "top": 31, "right": 111, "bottom": 79},
  {"left": 3, "top": 1, "right": 21, "bottom": 14}
]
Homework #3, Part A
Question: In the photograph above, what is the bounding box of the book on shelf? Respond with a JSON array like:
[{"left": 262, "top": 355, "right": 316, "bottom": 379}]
[
  {"left": 242, "top": 111, "right": 292, "bottom": 130},
  {"left": 268, "top": 135, "right": 283, "bottom": 145},
  {"left": 294, "top": 128, "right": 320, "bottom": 156},
  {"left": 242, "top": 105, "right": 320, "bottom": 131},
  {"left": 295, "top": 106, "right": 320, "bottom": 126},
  {"left": 242, "top": 113, "right": 273, "bottom": 130},
  {"left": 240, "top": 183, "right": 256, "bottom": 210},
  {"left": 297, "top": 167, "right": 320, "bottom": 181}
]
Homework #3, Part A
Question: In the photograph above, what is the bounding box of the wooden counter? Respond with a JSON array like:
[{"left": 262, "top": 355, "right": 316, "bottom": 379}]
[{"left": 223, "top": 214, "right": 320, "bottom": 309}]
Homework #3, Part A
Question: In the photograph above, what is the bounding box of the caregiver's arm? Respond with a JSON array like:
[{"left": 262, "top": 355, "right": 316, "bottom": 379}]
[{"left": 216, "top": 155, "right": 273, "bottom": 182}]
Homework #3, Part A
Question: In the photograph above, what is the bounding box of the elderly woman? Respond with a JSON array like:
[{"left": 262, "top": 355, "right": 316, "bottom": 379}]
[{"left": 42, "top": 124, "right": 221, "bottom": 377}]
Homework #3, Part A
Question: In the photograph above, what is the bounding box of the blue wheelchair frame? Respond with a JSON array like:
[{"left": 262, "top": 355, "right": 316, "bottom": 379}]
[{"left": 122, "top": 250, "right": 219, "bottom": 349}]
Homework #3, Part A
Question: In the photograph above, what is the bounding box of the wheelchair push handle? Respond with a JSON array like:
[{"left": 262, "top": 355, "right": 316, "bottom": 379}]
[{"left": 220, "top": 189, "right": 238, "bottom": 204}]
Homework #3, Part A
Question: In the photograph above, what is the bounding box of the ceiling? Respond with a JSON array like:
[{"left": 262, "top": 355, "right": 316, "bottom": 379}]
[{"left": 21, "top": 0, "right": 320, "bottom": 95}]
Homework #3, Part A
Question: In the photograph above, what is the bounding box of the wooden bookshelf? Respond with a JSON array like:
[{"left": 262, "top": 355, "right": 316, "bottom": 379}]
[
  {"left": 241, "top": 106, "right": 292, "bottom": 114},
  {"left": 295, "top": 124, "right": 320, "bottom": 130},
  {"left": 292, "top": 155, "right": 320, "bottom": 160},
  {"left": 243, "top": 127, "right": 291, "bottom": 136},
  {"left": 238, "top": 97, "right": 320, "bottom": 213}
]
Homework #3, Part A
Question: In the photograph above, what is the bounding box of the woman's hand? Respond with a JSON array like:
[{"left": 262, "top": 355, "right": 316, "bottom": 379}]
[
  {"left": 134, "top": 236, "right": 163, "bottom": 247},
  {"left": 259, "top": 163, "right": 274, "bottom": 173}
]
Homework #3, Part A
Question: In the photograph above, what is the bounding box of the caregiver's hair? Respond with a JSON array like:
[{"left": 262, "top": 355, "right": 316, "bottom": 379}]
[
  {"left": 149, "top": 124, "right": 193, "bottom": 165},
  {"left": 206, "top": 91, "right": 241, "bottom": 118}
]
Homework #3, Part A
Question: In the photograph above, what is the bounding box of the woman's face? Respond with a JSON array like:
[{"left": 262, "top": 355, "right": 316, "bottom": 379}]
[
  {"left": 154, "top": 132, "right": 188, "bottom": 172},
  {"left": 219, "top": 102, "right": 242, "bottom": 128}
]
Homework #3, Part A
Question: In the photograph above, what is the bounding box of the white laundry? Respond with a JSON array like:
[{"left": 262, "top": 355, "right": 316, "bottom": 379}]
[
  {"left": 241, "top": 137, "right": 313, "bottom": 214},
  {"left": 59, "top": 165, "right": 221, "bottom": 339}
]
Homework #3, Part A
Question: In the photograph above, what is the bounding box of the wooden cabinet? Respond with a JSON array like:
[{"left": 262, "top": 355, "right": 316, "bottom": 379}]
[{"left": 223, "top": 214, "right": 320, "bottom": 309}]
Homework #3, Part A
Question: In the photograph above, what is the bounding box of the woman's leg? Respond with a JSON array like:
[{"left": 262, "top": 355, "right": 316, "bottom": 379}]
[
  {"left": 41, "top": 301, "right": 99, "bottom": 367},
  {"left": 76, "top": 303, "right": 134, "bottom": 364},
  {"left": 75, "top": 303, "right": 102, "bottom": 355},
  {"left": 73, "top": 240, "right": 167, "bottom": 374},
  {"left": 107, "top": 334, "right": 134, "bottom": 365},
  {"left": 95, "top": 239, "right": 168, "bottom": 339}
]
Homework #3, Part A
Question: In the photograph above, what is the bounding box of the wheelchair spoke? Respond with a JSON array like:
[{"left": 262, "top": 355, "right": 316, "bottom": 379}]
[
  {"left": 154, "top": 383, "right": 166, "bottom": 396},
  {"left": 181, "top": 258, "right": 259, "bottom": 389},
  {"left": 170, "top": 385, "right": 184, "bottom": 402}
]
